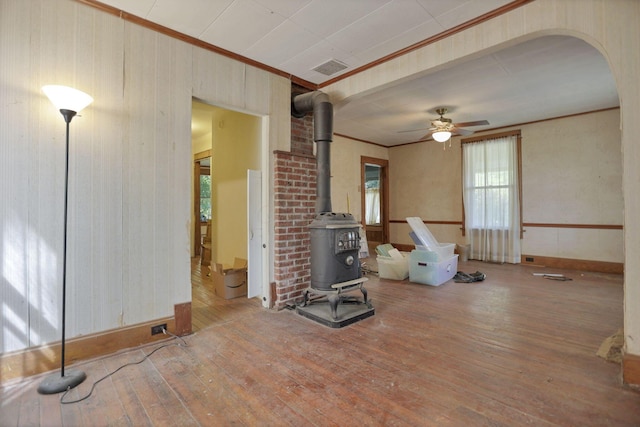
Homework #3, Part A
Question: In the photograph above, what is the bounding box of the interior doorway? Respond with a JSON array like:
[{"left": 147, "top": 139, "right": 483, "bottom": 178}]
[
  {"left": 361, "top": 156, "right": 389, "bottom": 250},
  {"left": 190, "top": 99, "right": 265, "bottom": 330}
]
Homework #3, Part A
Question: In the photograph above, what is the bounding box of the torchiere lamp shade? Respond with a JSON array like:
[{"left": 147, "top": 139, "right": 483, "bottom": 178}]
[{"left": 42, "top": 85, "right": 93, "bottom": 114}]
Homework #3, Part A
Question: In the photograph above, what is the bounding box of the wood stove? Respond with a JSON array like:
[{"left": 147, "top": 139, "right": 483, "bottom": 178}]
[
  {"left": 292, "top": 91, "right": 374, "bottom": 327},
  {"left": 309, "top": 212, "right": 361, "bottom": 290}
]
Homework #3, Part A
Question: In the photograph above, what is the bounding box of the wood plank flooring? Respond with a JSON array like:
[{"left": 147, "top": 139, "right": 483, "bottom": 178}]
[
  {"left": 190, "top": 259, "right": 261, "bottom": 332},
  {"left": 2, "top": 259, "right": 639, "bottom": 426}
]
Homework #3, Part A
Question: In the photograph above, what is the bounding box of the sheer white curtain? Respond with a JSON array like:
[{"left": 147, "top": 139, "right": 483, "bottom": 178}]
[
  {"left": 462, "top": 134, "right": 521, "bottom": 263},
  {"left": 365, "top": 188, "right": 380, "bottom": 225}
]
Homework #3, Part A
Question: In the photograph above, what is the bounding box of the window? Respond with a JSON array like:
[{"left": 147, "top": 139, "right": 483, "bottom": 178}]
[
  {"left": 462, "top": 131, "right": 522, "bottom": 263},
  {"left": 200, "top": 173, "right": 211, "bottom": 222}
]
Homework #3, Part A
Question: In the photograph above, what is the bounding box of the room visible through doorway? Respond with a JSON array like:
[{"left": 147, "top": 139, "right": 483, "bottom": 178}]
[{"left": 190, "top": 99, "right": 263, "bottom": 330}]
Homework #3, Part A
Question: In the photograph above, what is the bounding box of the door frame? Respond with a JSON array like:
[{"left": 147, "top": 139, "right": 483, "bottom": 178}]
[
  {"left": 360, "top": 156, "right": 389, "bottom": 246},
  {"left": 190, "top": 99, "right": 271, "bottom": 309}
]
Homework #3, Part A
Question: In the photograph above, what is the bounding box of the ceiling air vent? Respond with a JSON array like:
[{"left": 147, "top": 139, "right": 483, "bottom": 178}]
[{"left": 312, "top": 59, "right": 348, "bottom": 76}]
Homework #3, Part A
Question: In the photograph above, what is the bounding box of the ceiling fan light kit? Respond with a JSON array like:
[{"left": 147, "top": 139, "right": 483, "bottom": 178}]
[
  {"left": 398, "top": 107, "right": 489, "bottom": 148},
  {"left": 427, "top": 107, "right": 489, "bottom": 148},
  {"left": 431, "top": 108, "right": 454, "bottom": 145},
  {"left": 432, "top": 130, "right": 451, "bottom": 142}
]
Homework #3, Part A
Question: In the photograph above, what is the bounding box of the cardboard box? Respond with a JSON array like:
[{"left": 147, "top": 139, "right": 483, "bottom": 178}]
[{"left": 212, "top": 258, "right": 247, "bottom": 299}]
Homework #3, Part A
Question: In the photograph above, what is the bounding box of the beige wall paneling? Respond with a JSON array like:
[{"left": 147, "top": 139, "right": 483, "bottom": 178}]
[
  {"left": 523, "top": 227, "right": 623, "bottom": 263},
  {"left": 165, "top": 37, "right": 193, "bottom": 307},
  {"left": 520, "top": 109, "right": 623, "bottom": 263},
  {"left": 388, "top": 140, "right": 463, "bottom": 229},
  {"left": 244, "top": 65, "right": 271, "bottom": 116},
  {"left": 192, "top": 48, "right": 247, "bottom": 111},
  {"left": 268, "top": 74, "right": 293, "bottom": 153},
  {"left": 1, "top": 1, "right": 39, "bottom": 353},
  {"left": 1, "top": 0, "right": 291, "bottom": 356},
  {"left": 330, "top": 135, "right": 388, "bottom": 222},
  {"left": 121, "top": 25, "right": 192, "bottom": 325},
  {"left": 325, "top": 0, "right": 640, "bottom": 354},
  {"left": 266, "top": 75, "right": 293, "bottom": 286},
  {"left": 0, "top": 0, "right": 127, "bottom": 352},
  {"left": 521, "top": 110, "right": 622, "bottom": 225},
  {"left": 387, "top": 136, "right": 465, "bottom": 247},
  {"left": 71, "top": 4, "right": 126, "bottom": 335}
]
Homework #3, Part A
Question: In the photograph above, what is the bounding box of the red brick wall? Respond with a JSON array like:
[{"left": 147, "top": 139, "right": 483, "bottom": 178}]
[
  {"left": 273, "top": 150, "right": 316, "bottom": 309},
  {"left": 291, "top": 114, "right": 314, "bottom": 156}
]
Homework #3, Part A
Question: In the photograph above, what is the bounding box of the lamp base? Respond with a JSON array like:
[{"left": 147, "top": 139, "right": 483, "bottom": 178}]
[{"left": 37, "top": 369, "right": 86, "bottom": 395}]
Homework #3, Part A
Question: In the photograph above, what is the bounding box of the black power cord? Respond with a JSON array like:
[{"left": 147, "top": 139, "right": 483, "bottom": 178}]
[{"left": 60, "top": 328, "right": 188, "bottom": 404}]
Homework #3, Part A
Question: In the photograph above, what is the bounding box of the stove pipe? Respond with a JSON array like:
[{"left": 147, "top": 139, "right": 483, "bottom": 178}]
[{"left": 292, "top": 91, "right": 333, "bottom": 214}]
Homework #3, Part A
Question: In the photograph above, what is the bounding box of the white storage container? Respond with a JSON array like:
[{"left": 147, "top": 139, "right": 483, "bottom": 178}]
[
  {"left": 415, "top": 243, "right": 455, "bottom": 261},
  {"left": 406, "top": 217, "right": 439, "bottom": 250},
  {"left": 377, "top": 254, "right": 409, "bottom": 280},
  {"left": 409, "top": 250, "right": 458, "bottom": 286},
  {"left": 406, "top": 217, "right": 454, "bottom": 261}
]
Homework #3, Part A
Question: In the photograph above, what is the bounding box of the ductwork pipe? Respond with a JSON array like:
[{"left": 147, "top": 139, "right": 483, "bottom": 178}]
[{"left": 292, "top": 91, "right": 333, "bottom": 214}]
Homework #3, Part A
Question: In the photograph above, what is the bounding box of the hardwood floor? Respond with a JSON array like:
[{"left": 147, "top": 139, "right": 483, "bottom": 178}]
[
  {"left": 190, "top": 258, "right": 261, "bottom": 332},
  {"left": 2, "top": 259, "right": 639, "bottom": 426}
]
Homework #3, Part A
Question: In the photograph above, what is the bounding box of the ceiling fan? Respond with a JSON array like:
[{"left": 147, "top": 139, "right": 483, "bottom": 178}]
[{"left": 401, "top": 108, "right": 489, "bottom": 144}]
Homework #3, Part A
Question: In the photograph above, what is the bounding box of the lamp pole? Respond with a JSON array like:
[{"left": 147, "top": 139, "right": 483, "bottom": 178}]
[
  {"left": 38, "top": 87, "right": 92, "bottom": 395},
  {"left": 59, "top": 109, "right": 75, "bottom": 380}
]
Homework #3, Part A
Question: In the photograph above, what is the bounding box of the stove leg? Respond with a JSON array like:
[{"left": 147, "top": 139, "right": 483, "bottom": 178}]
[
  {"left": 328, "top": 294, "right": 340, "bottom": 320},
  {"left": 360, "top": 286, "right": 368, "bottom": 304}
]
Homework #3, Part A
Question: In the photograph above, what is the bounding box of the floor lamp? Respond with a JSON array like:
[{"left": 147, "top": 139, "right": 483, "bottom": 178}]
[{"left": 38, "top": 85, "right": 93, "bottom": 395}]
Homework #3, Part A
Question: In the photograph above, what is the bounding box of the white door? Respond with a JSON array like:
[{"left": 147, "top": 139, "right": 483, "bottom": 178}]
[{"left": 247, "top": 170, "right": 262, "bottom": 298}]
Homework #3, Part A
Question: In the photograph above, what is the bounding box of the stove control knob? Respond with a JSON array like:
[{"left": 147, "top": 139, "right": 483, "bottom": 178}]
[{"left": 345, "top": 255, "right": 354, "bottom": 266}]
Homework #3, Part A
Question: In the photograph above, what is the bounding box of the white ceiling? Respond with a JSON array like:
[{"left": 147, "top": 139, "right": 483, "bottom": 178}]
[
  {"left": 95, "top": 0, "right": 619, "bottom": 147},
  {"left": 334, "top": 35, "right": 618, "bottom": 146}
]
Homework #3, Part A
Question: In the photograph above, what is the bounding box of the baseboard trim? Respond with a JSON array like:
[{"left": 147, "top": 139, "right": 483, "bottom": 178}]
[
  {"left": 521, "top": 255, "right": 623, "bottom": 274},
  {"left": 174, "top": 301, "right": 192, "bottom": 336},
  {"left": 389, "top": 245, "right": 623, "bottom": 274},
  {"left": 0, "top": 302, "right": 192, "bottom": 386},
  {"left": 623, "top": 353, "right": 640, "bottom": 386}
]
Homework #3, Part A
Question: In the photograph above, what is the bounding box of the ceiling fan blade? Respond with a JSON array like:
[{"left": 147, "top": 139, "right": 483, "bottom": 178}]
[
  {"left": 401, "top": 119, "right": 488, "bottom": 136},
  {"left": 453, "top": 127, "right": 474, "bottom": 136},
  {"left": 397, "top": 127, "right": 430, "bottom": 133},
  {"left": 453, "top": 120, "right": 489, "bottom": 127}
]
